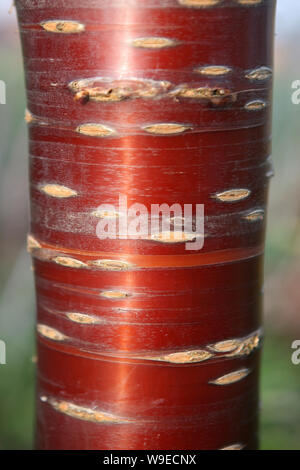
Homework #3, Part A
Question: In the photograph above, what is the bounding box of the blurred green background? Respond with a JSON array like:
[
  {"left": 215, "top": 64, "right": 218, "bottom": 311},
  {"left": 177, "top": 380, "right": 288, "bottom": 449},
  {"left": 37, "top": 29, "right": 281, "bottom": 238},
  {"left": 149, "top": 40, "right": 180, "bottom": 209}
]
[{"left": 0, "top": 1, "right": 299, "bottom": 450}]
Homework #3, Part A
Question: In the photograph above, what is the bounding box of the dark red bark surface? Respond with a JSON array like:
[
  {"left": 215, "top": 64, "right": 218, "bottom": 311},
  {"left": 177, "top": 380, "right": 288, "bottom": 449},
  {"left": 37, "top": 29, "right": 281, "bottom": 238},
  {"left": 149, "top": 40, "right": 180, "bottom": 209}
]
[{"left": 16, "top": 0, "right": 276, "bottom": 450}]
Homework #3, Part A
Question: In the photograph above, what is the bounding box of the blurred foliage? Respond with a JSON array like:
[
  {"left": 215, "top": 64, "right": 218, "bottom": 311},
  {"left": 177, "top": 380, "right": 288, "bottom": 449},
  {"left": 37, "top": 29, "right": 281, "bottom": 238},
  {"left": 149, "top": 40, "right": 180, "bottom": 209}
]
[
  {"left": 0, "top": 10, "right": 300, "bottom": 450},
  {"left": 261, "top": 335, "right": 300, "bottom": 450},
  {"left": 0, "top": 24, "right": 35, "bottom": 450}
]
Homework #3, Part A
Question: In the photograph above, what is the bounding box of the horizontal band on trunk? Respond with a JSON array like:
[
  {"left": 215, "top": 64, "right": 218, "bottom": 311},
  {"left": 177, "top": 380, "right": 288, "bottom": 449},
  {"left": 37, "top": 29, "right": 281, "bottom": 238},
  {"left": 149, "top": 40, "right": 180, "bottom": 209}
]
[
  {"left": 38, "top": 395, "right": 252, "bottom": 435},
  {"left": 37, "top": 331, "right": 261, "bottom": 367},
  {"left": 28, "top": 235, "right": 264, "bottom": 268},
  {"left": 37, "top": 321, "right": 263, "bottom": 363},
  {"left": 17, "top": 0, "right": 268, "bottom": 11}
]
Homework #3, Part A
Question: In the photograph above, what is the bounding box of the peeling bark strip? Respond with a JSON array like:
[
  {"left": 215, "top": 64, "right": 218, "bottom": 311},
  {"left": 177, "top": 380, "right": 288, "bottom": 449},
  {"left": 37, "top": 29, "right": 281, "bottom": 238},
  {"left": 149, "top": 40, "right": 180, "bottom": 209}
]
[
  {"left": 141, "top": 332, "right": 261, "bottom": 364},
  {"left": 134, "top": 329, "right": 262, "bottom": 363},
  {"left": 208, "top": 330, "right": 262, "bottom": 357},
  {"left": 69, "top": 79, "right": 236, "bottom": 105},
  {"left": 69, "top": 78, "right": 235, "bottom": 104},
  {"left": 29, "top": 241, "right": 264, "bottom": 269},
  {"left": 16, "top": 0, "right": 276, "bottom": 451},
  {"left": 35, "top": 326, "right": 261, "bottom": 364},
  {"left": 69, "top": 78, "right": 172, "bottom": 102},
  {"left": 175, "top": 86, "right": 234, "bottom": 104}
]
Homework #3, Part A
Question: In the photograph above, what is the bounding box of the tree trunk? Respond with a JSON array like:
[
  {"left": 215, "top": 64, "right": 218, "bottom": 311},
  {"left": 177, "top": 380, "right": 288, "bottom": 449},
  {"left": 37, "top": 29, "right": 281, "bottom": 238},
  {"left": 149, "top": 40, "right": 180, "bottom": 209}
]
[{"left": 16, "top": 0, "right": 276, "bottom": 450}]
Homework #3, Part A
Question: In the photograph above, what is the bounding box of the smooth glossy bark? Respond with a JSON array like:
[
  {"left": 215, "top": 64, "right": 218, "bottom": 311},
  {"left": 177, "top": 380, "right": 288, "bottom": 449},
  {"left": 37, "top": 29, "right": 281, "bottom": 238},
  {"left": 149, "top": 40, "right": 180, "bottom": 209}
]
[{"left": 16, "top": 0, "right": 276, "bottom": 450}]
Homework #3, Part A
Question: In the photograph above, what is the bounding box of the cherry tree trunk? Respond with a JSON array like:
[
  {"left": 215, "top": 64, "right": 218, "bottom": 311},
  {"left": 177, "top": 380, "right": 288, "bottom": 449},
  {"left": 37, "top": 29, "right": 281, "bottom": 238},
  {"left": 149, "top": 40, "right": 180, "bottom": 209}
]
[{"left": 16, "top": 0, "right": 276, "bottom": 450}]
